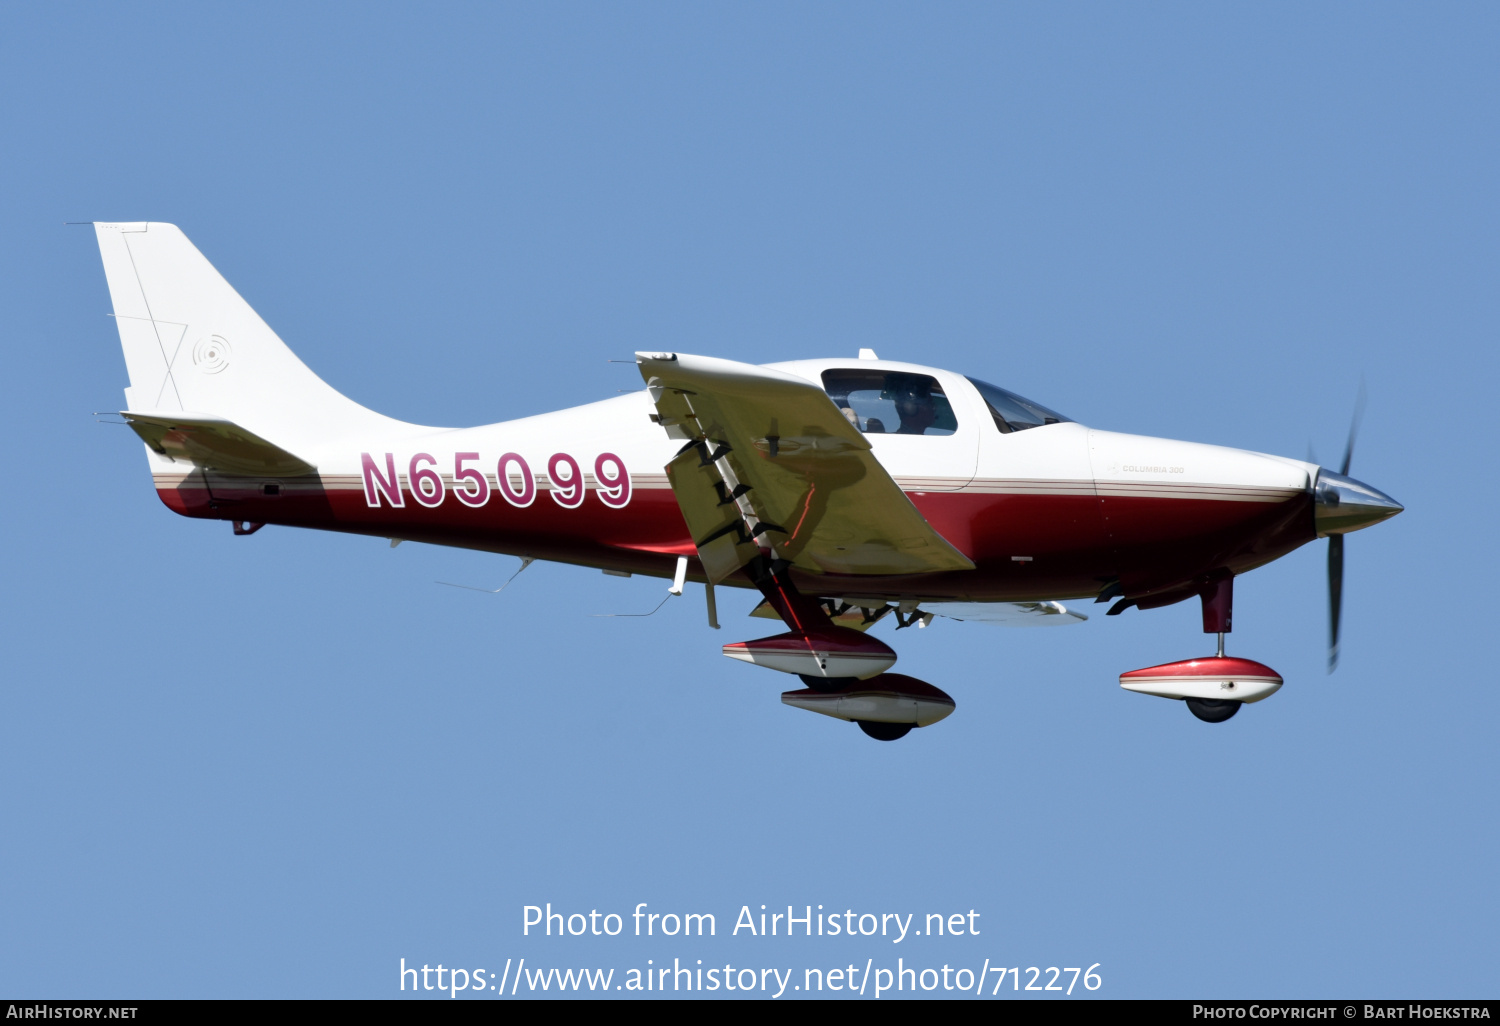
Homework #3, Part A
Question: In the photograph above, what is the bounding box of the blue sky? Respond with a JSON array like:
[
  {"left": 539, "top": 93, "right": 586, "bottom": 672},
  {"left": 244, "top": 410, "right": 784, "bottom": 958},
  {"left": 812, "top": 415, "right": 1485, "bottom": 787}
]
[{"left": 1, "top": 2, "right": 1495, "bottom": 999}]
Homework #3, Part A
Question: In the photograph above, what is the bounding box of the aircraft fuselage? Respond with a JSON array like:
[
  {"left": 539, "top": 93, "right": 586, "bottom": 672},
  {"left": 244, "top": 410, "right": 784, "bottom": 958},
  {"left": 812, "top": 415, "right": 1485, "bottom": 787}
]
[{"left": 144, "top": 358, "right": 1319, "bottom": 608}]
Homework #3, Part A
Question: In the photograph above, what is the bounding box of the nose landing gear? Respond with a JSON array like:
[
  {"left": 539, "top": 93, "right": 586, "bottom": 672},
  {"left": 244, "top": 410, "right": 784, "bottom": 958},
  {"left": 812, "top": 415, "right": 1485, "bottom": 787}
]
[
  {"left": 1185, "top": 697, "right": 1241, "bottom": 723},
  {"left": 1118, "top": 572, "right": 1283, "bottom": 723}
]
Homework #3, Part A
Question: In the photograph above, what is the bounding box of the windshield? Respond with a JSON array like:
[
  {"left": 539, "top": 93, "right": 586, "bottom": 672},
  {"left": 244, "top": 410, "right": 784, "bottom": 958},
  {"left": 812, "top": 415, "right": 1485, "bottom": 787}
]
[{"left": 965, "top": 377, "right": 1070, "bottom": 433}]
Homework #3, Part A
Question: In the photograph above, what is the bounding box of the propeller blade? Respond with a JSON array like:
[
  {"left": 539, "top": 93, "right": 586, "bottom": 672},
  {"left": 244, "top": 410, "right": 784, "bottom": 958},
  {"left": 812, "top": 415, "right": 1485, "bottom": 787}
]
[
  {"left": 1339, "top": 381, "right": 1367, "bottom": 476},
  {"left": 1327, "top": 532, "right": 1344, "bottom": 673},
  {"left": 1329, "top": 381, "right": 1364, "bottom": 671}
]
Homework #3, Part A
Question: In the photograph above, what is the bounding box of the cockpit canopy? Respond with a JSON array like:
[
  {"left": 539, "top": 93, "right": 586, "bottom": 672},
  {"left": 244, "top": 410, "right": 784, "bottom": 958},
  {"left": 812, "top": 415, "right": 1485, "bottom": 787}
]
[{"left": 820, "top": 368, "right": 1070, "bottom": 436}]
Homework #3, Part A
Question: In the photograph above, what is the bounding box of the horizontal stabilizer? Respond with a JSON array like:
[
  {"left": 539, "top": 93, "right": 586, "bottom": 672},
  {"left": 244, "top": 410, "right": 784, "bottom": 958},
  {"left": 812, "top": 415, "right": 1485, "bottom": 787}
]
[{"left": 121, "top": 411, "right": 316, "bottom": 476}]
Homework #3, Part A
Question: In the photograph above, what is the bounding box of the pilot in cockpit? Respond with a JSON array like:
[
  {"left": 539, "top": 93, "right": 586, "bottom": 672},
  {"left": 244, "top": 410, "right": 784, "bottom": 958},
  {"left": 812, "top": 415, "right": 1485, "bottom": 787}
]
[
  {"left": 885, "top": 374, "right": 938, "bottom": 435},
  {"left": 828, "top": 369, "right": 957, "bottom": 436}
]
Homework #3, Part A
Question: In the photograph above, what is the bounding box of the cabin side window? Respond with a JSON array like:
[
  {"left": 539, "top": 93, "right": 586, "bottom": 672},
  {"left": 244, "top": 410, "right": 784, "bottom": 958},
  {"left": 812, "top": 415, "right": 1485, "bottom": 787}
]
[{"left": 821, "top": 370, "right": 958, "bottom": 436}]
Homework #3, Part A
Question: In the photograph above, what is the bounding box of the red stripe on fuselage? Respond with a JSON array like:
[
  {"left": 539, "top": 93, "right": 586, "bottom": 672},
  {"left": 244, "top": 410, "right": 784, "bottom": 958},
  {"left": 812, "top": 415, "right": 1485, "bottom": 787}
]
[{"left": 152, "top": 475, "right": 1315, "bottom": 603}]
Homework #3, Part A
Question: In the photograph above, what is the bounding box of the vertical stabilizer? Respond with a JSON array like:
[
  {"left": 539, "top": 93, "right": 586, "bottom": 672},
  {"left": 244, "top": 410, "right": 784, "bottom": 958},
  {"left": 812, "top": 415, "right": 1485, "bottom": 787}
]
[{"left": 93, "top": 222, "right": 415, "bottom": 449}]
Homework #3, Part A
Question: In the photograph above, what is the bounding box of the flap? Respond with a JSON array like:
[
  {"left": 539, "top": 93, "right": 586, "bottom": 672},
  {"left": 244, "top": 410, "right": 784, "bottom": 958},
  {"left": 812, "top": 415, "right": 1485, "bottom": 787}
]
[
  {"left": 923, "top": 600, "right": 1088, "bottom": 626},
  {"left": 751, "top": 596, "right": 1087, "bottom": 629},
  {"left": 122, "top": 410, "right": 316, "bottom": 476},
  {"left": 637, "top": 352, "right": 974, "bottom": 583}
]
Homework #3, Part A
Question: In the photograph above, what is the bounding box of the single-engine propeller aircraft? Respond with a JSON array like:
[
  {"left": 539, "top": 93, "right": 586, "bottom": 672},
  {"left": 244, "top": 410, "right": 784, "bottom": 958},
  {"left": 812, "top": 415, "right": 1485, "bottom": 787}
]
[{"left": 87, "top": 223, "right": 1403, "bottom": 739}]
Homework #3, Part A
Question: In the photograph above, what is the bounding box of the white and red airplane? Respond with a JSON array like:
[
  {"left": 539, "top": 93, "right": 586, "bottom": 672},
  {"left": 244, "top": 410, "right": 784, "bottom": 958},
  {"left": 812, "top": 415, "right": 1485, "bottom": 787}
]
[{"left": 88, "top": 222, "right": 1403, "bottom": 739}]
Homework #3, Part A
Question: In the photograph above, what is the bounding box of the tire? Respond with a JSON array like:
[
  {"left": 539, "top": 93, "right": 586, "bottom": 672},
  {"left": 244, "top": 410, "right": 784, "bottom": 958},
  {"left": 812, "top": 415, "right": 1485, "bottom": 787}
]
[
  {"left": 1186, "top": 697, "right": 1241, "bottom": 723},
  {"left": 857, "top": 720, "right": 913, "bottom": 741},
  {"left": 799, "top": 674, "right": 856, "bottom": 694}
]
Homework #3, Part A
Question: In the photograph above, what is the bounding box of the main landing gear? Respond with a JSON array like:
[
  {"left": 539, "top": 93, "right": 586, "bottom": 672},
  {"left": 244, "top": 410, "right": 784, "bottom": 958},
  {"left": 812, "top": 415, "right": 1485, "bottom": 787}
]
[
  {"left": 786, "top": 672, "right": 954, "bottom": 741},
  {"left": 1116, "top": 572, "right": 1284, "bottom": 724},
  {"left": 857, "top": 721, "right": 913, "bottom": 742},
  {"left": 724, "top": 560, "right": 954, "bottom": 741}
]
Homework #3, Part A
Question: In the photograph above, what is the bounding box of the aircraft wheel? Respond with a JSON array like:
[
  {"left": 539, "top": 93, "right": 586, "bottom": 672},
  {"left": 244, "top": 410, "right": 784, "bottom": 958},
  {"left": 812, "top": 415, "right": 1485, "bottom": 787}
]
[
  {"left": 1186, "top": 698, "right": 1241, "bottom": 723},
  {"left": 799, "top": 674, "right": 857, "bottom": 694},
  {"left": 857, "top": 720, "right": 912, "bottom": 741}
]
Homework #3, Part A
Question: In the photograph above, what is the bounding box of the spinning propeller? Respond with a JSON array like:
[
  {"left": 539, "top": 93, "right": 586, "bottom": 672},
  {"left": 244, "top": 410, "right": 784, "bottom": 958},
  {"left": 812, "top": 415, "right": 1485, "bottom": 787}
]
[{"left": 1313, "top": 389, "right": 1402, "bottom": 672}]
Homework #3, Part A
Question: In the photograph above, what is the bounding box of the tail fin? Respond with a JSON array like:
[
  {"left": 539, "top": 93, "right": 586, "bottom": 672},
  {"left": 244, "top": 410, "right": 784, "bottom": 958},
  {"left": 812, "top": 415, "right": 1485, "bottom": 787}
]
[{"left": 92, "top": 222, "right": 412, "bottom": 448}]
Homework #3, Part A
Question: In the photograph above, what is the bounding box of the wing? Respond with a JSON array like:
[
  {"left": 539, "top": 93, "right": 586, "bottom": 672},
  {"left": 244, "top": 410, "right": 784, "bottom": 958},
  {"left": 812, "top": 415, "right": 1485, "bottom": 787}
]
[
  {"left": 122, "top": 410, "right": 316, "bottom": 476},
  {"left": 637, "top": 352, "right": 974, "bottom": 584}
]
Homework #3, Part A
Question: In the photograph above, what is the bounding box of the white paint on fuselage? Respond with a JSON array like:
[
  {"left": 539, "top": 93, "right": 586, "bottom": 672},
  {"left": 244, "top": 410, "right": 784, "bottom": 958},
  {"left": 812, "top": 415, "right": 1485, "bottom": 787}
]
[{"left": 220, "top": 355, "right": 1314, "bottom": 511}]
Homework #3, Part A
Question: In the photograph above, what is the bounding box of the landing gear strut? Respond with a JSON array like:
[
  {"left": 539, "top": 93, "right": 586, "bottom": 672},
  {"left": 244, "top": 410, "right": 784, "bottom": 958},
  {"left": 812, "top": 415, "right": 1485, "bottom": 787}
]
[
  {"left": 1187, "top": 573, "right": 1242, "bottom": 723},
  {"left": 1183, "top": 620, "right": 1245, "bottom": 721},
  {"left": 1176, "top": 573, "right": 1248, "bottom": 726}
]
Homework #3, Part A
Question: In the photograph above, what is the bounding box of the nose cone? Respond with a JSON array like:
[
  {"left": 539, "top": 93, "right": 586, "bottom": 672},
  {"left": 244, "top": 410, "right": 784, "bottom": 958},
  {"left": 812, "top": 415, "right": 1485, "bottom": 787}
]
[{"left": 1314, "top": 470, "right": 1403, "bottom": 536}]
